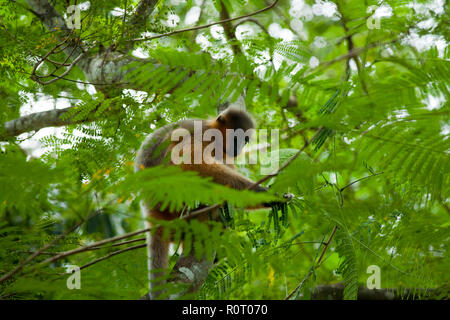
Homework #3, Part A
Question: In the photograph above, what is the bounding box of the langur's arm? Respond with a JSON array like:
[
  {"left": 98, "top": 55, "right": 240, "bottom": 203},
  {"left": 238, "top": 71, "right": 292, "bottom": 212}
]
[{"left": 180, "top": 163, "right": 267, "bottom": 192}]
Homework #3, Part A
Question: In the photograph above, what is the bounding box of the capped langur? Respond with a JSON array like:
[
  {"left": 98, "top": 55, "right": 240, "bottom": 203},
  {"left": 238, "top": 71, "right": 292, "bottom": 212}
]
[{"left": 135, "top": 107, "right": 278, "bottom": 299}]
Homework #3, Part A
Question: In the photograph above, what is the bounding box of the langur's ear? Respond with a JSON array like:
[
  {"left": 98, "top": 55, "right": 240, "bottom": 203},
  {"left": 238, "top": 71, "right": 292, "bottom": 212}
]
[{"left": 217, "top": 114, "right": 226, "bottom": 124}]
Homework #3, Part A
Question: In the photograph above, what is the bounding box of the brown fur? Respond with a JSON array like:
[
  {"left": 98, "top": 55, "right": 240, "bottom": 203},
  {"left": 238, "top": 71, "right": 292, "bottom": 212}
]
[{"left": 135, "top": 108, "right": 266, "bottom": 299}]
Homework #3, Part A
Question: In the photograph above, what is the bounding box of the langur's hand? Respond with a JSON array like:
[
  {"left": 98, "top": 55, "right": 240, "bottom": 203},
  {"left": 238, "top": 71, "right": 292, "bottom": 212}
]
[{"left": 263, "top": 192, "right": 294, "bottom": 208}]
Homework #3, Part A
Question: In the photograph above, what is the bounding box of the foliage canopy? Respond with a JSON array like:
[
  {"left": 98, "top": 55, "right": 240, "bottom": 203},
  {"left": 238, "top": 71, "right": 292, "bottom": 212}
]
[{"left": 0, "top": 0, "right": 448, "bottom": 300}]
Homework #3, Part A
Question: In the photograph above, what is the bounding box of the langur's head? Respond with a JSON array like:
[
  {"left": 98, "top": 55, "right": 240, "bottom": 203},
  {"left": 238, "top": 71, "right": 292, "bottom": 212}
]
[{"left": 214, "top": 107, "right": 255, "bottom": 157}]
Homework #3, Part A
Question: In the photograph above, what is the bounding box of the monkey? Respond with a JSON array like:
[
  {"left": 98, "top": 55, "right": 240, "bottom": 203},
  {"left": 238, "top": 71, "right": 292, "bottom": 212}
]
[{"left": 135, "top": 107, "right": 279, "bottom": 299}]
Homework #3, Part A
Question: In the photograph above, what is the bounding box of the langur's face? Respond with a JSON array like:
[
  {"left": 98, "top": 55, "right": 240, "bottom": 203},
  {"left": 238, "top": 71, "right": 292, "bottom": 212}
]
[
  {"left": 216, "top": 108, "right": 256, "bottom": 158},
  {"left": 225, "top": 129, "right": 251, "bottom": 157}
]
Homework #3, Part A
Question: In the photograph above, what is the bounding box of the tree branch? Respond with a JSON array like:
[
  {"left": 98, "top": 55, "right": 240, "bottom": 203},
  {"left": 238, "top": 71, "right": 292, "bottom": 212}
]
[
  {"left": 123, "top": 0, "right": 158, "bottom": 48},
  {"left": 219, "top": 1, "right": 241, "bottom": 56},
  {"left": 128, "top": 0, "right": 158, "bottom": 30},
  {"left": 25, "top": 0, "right": 143, "bottom": 89},
  {"left": 335, "top": 1, "right": 370, "bottom": 94},
  {"left": 2, "top": 106, "right": 89, "bottom": 139},
  {"left": 25, "top": 0, "right": 85, "bottom": 62}
]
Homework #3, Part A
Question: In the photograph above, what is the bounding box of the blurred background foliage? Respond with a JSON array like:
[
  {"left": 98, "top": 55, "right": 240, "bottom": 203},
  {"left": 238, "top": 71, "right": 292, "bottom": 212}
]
[{"left": 0, "top": 0, "right": 448, "bottom": 299}]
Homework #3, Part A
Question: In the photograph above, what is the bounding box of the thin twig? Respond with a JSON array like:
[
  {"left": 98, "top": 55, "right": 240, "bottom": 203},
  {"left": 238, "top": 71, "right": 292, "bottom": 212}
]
[
  {"left": 315, "top": 225, "right": 338, "bottom": 267},
  {"left": 0, "top": 15, "right": 16, "bottom": 40},
  {"left": 37, "top": 228, "right": 152, "bottom": 267},
  {"left": 185, "top": 127, "right": 324, "bottom": 221},
  {"left": 317, "top": 38, "right": 398, "bottom": 71},
  {"left": 285, "top": 170, "right": 384, "bottom": 299},
  {"left": 90, "top": 237, "right": 146, "bottom": 250},
  {"left": 0, "top": 211, "right": 98, "bottom": 284},
  {"left": 234, "top": 17, "right": 269, "bottom": 34},
  {"left": 16, "top": 237, "right": 146, "bottom": 256},
  {"left": 32, "top": 52, "right": 86, "bottom": 85},
  {"left": 284, "top": 225, "right": 338, "bottom": 300},
  {"left": 284, "top": 267, "right": 314, "bottom": 300},
  {"left": 78, "top": 243, "right": 146, "bottom": 271},
  {"left": 130, "top": 0, "right": 279, "bottom": 42},
  {"left": 340, "top": 172, "right": 383, "bottom": 192},
  {"left": 250, "top": 127, "right": 324, "bottom": 188}
]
